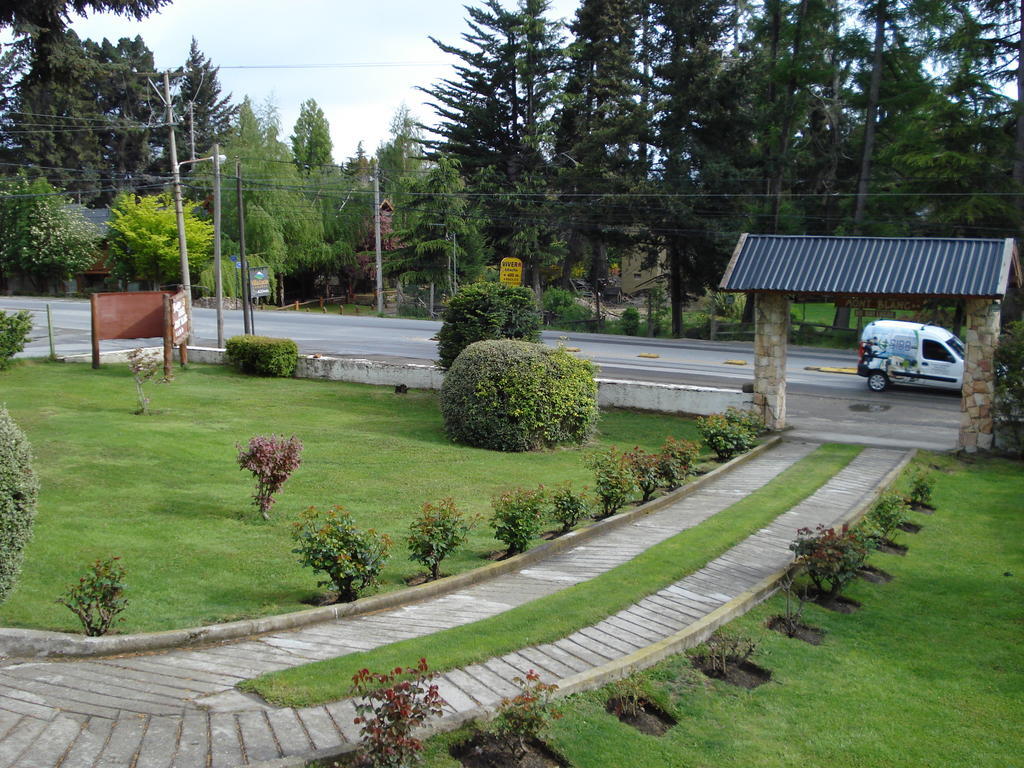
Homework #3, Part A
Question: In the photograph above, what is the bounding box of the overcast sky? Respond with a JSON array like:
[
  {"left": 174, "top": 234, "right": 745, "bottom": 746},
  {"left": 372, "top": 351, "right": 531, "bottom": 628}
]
[{"left": 65, "top": 0, "right": 581, "bottom": 164}]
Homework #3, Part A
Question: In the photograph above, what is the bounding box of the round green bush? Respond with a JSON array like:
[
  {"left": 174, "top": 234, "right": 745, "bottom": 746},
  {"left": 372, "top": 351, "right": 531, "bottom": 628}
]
[
  {"left": 440, "top": 340, "right": 599, "bottom": 452},
  {"left": 436, "top": 282, "right": 541, "bottom": 369},
  {"left": 0, "top": 405, "right": 38, "bottom": 603}
]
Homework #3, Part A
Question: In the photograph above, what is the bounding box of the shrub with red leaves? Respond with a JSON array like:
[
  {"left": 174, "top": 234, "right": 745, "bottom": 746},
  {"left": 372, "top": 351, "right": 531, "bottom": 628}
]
[
  {"left": 789, "top": 523, "right": 870, "bottom": 599},
  {"left": 351, "top": 658, "right": 446, "bottom": 768},
  {"left": 236, "top": 434, "right": 303, "bottom": 519}
]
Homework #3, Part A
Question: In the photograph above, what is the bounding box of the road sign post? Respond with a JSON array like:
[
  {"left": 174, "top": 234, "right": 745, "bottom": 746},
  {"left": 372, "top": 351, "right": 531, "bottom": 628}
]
[{"left": 499, "top": 257, "right": 523, "bottom": 287}]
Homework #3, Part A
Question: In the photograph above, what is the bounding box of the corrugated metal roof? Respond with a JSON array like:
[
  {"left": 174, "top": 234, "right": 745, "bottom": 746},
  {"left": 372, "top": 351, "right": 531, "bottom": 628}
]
[
  {"left": 720, "top": 234, "right": 1017, "bottom": 298},
  {"left": 65, "top": 204, "right": 111, "bottom": 233}
]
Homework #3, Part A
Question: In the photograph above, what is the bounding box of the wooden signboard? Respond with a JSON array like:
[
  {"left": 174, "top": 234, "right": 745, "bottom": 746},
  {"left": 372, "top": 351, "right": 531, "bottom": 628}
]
[
  {"left": 835, "top": 296, "right": 924, "bottom": 311},
  {"left": 90, "top": 290, "right": 189, "bottom": 375}
]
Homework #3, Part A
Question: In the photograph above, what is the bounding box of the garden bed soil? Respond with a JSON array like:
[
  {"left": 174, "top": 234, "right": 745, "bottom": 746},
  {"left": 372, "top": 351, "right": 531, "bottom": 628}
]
[
  {"left": 691, "top": 657, "right": 772, "bottom": 689},
  {"left": 812, "top": 593, "right": 862, "bottom": 613},
  {"left": 450, "top": 733, "right": 569, "bottom": 768},
  {"left": 605, "top": 696, "right": 677, "bottom": 736},
  {"left": 910, "top": 501, "right": 935, "bottom": 514},
  {"left": 898, "top": 521, "right": 922, "bottom": 534},
  {"left": 766, "top": 615, "right": 826, "bottom": 645},
  {"left": 858, "top": 565, "right": 894, "bottom": 583},
  {"left": 878, "top": 539, "right": 908, "bottom": 556}
]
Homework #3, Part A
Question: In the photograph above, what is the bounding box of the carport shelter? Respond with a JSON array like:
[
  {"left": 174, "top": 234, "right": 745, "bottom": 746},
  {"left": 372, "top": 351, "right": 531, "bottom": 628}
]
[{"left": 720, "top": 234, "right": 1021, "bottom": 451}]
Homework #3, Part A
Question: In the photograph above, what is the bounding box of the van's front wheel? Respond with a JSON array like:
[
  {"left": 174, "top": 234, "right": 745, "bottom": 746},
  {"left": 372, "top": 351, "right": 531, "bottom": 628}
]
[{"left": 867, "top": 372, "right": 889, "bottom": 392}]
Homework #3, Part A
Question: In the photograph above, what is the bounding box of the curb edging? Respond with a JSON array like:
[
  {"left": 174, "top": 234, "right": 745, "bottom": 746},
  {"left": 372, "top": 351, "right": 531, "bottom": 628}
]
[{"left": 0, "top": 438, "right": 782, "bottom": 660}]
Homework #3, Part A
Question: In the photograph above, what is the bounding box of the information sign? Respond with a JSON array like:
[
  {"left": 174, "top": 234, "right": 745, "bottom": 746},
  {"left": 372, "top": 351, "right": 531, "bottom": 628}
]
[
  {"left": 249, "top": 266, "right": 271, "bottom": 298},
  {"left": 499, "top": 257, "right": 523, "bottom": 287},
  {"left": 170, "top": 290, "right": 189, "bottom": 345}
]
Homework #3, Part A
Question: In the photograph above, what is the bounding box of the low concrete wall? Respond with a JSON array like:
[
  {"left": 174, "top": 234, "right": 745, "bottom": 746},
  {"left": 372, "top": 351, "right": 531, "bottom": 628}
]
[
  {"left": 596, "top": 377, "right": 751, "bottom": 415},
  {"left": 72, "top": 346, "right": 753, "bottom": 416}
]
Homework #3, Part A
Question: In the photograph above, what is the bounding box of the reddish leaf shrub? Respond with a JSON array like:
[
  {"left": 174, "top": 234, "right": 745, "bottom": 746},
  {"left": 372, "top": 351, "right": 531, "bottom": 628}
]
[
  {"left": 237, "top": 434, "right": 303, "bottom": 519},
  {"left": 490, "top": 670, "right": 562, "bottom": 759},
  {"left": 351, "top": 658, "right": 446, "bottom": 768},
  {"left": 789, "top": 523, "right": 870, "bottom": 599},
  {"left": 657, "top": 437, "right": 700, "bottom": 489},
  {"left": 624, "top": 446, "right": 661, "bottom": 503}
]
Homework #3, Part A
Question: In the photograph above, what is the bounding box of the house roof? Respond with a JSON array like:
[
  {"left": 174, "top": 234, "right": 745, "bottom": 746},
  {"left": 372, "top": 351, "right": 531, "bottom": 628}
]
[
  {"left": 720, "top": 234, "right": 1019, "bottom": 298},
  {"left": 65, "top": 204, "right": 111, "bottom": 234}
]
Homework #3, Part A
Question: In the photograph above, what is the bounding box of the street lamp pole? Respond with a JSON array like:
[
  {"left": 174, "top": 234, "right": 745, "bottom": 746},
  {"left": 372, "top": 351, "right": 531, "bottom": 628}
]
[
  {"left": 177, "top": 148, "right": 227, "bottom": 347},
  {"left": 212, "top": 144, "right": 224, "bottom": 347},
  {"left": 165, "top": 72, "right": 192, "bottom": 342}
]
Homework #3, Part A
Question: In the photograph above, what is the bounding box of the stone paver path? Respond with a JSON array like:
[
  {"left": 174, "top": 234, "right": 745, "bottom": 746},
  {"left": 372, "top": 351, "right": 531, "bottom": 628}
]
[{"left": 0, "top": 442, "right": 907, "bottom": 767}]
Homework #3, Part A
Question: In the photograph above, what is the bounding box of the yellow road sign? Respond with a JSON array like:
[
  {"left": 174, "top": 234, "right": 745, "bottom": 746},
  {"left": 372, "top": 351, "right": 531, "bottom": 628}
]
[{"left": 499, "top": 257, "right": 523, "bottom": 286}]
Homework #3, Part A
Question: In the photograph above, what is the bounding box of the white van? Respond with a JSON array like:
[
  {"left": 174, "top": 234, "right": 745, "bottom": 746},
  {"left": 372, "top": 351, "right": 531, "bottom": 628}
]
[{"left": 857, "top": 320, "right": 965, "bottom": 392}]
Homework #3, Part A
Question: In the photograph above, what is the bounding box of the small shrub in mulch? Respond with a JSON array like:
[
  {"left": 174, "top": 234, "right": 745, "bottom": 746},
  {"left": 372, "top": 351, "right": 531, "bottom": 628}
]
[
  {"left": 907, "top": 470, "right": 935, "bottom": 511},
  {"left": 449, "top": 732, "right": 569, "bottom": 768},
  {"left": 766, "top": 573, "right": 825, "bottom": 645},
  {"left": 877, "top": 539, "right": 908, "bottom": 556},
  {"left": 858, "top": 564, "right": 894, "bottom": 583},
  {"left": 690, "top": 631, "right": 772, "bottom": 689},
  {"left": 605, "top": 673, "right": 677, "bottom": 736},
  {"left": 766, "top": 615, "right": 826, "bottom": 645},
  {"left": 606, "top": 695, "right": 677, "bottom": 736},
  {"left": 811, "top": 591, "right": 862, "bottom": 613}
]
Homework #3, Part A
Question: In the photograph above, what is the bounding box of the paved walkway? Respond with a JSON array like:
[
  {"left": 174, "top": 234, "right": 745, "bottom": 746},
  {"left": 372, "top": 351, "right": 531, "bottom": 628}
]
[{"left": 0, "top": 442, "right": 908, "bottom": 767}]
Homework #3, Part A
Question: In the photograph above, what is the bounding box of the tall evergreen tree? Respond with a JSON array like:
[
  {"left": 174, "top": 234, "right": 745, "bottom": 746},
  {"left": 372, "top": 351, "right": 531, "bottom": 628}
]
[
  {"left": 421, "top": 0, "right": 564, "bottom": 292},
  {"left": 290, "top": 98, "right": 333, "bottom": 174},
  {"left": 179, "top": 38, "right": 237, "bottom": 160},
  {"left": 648, "top": 0, "right": 754, "bottom": 334},
  {"left": 555, "top": 0, "right": 647, "bottom": 290}
]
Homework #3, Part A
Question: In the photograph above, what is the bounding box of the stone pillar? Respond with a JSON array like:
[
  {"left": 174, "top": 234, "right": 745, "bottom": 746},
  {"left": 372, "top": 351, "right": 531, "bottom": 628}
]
[
  {"left": 753, "top": 293, "right": 791, "bottom": 430},
  {"left": 959, "top": 298, "right": 1001, "bottom": 452}
]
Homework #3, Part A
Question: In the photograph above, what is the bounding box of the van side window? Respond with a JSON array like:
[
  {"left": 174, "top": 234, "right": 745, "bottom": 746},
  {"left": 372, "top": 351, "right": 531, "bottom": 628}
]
[{"left": 922, "top": 340, "right": 955, "bottom": 363}]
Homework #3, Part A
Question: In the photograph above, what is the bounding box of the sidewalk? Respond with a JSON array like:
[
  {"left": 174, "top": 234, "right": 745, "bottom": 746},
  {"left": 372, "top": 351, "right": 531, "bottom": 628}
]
[{"left": 0, "top": 442, "right": 910, "bottom": 768}]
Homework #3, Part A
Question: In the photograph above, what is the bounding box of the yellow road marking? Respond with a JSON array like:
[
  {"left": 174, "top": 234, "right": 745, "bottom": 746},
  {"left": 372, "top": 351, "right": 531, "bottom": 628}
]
[
  {"left": 637, "top": 353, "right": 660, "bottom": 359},
  {"left": 723, "top": 359, "right": 747, "bottom": 366}
]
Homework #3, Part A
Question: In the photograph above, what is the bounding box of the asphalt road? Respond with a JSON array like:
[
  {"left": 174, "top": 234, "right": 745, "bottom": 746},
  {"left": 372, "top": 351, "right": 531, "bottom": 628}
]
[{"left": 1, "top": 297, "right": 961, "bottom": 450}]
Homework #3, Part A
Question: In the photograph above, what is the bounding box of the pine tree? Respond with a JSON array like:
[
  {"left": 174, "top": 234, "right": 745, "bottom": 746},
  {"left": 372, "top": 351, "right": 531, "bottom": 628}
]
[
  {"left": 554, "top": 0, "right": 647, "bottom": 291},
  {"left": 179, "top": 38, "right": 237, "bottom": 160},
  {"left": 421, "top": 0, "right": 564, "bottom": 292},
  {"left": 290, "top": 98, "right": 333, "bottom": 174}
]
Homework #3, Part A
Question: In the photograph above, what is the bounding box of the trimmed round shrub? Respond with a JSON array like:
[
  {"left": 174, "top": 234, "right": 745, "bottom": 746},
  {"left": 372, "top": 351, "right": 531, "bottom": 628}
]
[
  {"left": 436, "top": 282, "right": 541, "bottom": 369},
  {"left": 440, "top": 339, "right": 598, "bottom": 452},
  {"left": 0, "top": 405, "right": 39, "bottom": 603},
  {"left": 225, "top": 335, "right": 298, "bottom": 377}
]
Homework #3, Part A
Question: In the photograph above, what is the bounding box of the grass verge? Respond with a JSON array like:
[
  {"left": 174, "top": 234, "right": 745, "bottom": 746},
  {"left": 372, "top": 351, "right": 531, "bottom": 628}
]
[
  {"left": 419, "top": 452, "right": 1023, "bottom": 768},
  {"left": 0, "top": 361, "right": 700, "bottom": 633},
  {"left": 243, "top": 443, "right": 862, "bottom": 707}
]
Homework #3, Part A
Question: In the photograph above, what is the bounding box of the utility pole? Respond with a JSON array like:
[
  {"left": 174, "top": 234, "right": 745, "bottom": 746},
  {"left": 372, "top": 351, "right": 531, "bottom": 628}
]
[
  {"left": 188, "top": 102, "right": 196, "bottom": 161},
  {"left": 374, "top": 165, "right": 383, "bottom": 315},
  {"left": 451, "top": 231, "right": 458, "bottom": 294},
  {"left": 236, "top": 159, "right": 253, "bottom": 335},
  {"left": 212, "top": 143, "right": 224, "bottom": 347},
  {"left": 165, "top": 71, "right": 193, "bottom": 342}
]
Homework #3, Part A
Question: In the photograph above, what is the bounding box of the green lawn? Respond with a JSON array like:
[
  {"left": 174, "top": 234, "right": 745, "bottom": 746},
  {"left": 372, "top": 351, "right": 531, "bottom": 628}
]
[
  {"left": 245, "top": 444, "right": 860, "bottom": 708},
  {"left": 416, "top": 452, "right": 1024, "bottom": 768},
  {"left": 0, "top": 360, "right": 701, "bottom": 633}
]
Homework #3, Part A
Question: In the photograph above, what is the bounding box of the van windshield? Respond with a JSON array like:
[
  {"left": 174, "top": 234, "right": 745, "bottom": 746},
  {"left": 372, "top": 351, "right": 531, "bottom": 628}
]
[{"left": 948, "top": 336, "right": 965, "bottom": 358}]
